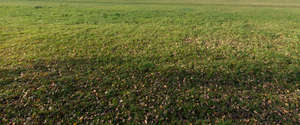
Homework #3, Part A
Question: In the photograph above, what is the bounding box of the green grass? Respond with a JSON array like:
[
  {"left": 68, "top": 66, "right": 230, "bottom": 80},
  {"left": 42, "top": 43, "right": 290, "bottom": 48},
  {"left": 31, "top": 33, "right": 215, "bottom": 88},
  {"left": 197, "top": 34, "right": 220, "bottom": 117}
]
[{"left": 0, "top": 0, "right": 299, "bottom": 124}]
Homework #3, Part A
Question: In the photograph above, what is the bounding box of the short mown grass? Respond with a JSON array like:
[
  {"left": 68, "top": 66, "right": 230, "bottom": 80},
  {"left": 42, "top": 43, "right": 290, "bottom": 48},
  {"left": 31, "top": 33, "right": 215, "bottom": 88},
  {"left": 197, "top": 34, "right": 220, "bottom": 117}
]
[{"left": 0, "top": 0, "right": 299, "bottom": 124}]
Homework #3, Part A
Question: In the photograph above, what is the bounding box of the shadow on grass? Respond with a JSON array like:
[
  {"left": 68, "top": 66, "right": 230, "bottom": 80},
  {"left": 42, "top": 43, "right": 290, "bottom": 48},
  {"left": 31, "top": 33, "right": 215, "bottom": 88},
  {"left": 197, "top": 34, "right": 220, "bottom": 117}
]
[
  {"left": 0, "top": 56, "right": 299, "bottom": 124},
  {"left": 1, "top": 55, "right": 299, "bottom": 86}
]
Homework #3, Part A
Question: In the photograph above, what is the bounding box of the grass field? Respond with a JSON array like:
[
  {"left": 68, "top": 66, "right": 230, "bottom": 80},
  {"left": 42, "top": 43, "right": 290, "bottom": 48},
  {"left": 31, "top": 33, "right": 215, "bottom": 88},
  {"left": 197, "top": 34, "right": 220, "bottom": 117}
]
[{"left": 1, "top": 0, "right": 300, "bottom": 124}]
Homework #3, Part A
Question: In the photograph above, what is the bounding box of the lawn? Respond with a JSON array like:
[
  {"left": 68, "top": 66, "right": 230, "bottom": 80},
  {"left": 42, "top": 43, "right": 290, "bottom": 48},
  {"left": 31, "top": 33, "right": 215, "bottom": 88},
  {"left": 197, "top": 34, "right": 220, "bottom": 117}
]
[{"left": 0, "top": 0, "right": 299, "bottom": 124}]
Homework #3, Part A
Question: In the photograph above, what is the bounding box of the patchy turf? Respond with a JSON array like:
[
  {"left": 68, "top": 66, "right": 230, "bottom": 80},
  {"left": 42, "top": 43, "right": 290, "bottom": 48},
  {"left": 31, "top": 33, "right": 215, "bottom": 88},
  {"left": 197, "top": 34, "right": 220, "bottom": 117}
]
[{"left": 0, "top": 0, "right": 299, "bottom": 124}]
